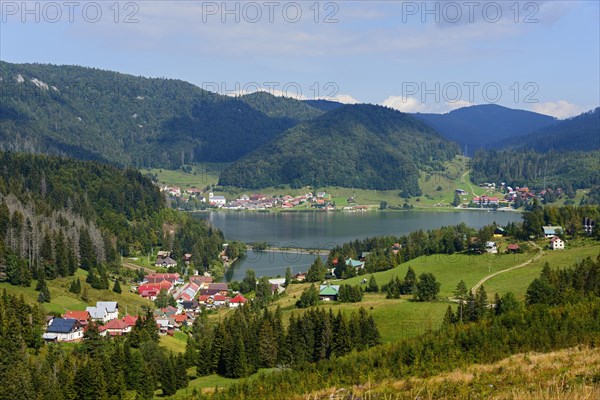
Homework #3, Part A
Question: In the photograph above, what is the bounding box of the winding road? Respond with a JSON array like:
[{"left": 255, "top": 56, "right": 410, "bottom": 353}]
[{"left": 470, "top": 241, "right": 544, "bottom": 294}]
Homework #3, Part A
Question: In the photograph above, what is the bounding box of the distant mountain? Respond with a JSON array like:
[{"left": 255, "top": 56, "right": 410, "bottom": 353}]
[
  {"left": 501, "top": 108, "right": 599, "bottom": 152},
  {"left": 414, "top": 104, "right": 557, "bottom": 153},
  {"left": 219, "top": 104, "right": 459, "bottom": 191},
  {"left": 0, "top": 62, "right": 319, "bottom": 167}
]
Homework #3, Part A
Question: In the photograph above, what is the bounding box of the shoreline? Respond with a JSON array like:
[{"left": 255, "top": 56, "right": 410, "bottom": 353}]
[{"left": 189, "top": 206, "right": 522, "bottom": 214}]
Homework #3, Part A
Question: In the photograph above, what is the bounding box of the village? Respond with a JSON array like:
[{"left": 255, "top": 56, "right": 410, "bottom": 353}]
[
  {"left": 161, "top": 181, "right": 569, "bottom": 212},
  {"left": 40, "top": 222, "right": 579, "bottom": 344}
]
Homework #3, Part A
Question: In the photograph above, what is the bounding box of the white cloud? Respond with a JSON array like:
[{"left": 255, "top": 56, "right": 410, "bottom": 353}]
[
  {"left": 382, "top": 96, "right": 473, "bottom": 114},
  {"left": 328, "top": 94, "right": 360, "bottom": 104},
  {"left": 531, "top": 100, "right": 585, "bottom": 119}
]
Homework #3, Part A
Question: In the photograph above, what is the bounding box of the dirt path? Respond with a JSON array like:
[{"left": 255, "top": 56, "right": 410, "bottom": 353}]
[
  {"left": 122, "top": 261, "right": 155, "bottom": 274},
  {"left": 470, "top": 241, "right": 544, "bottom": 294}
]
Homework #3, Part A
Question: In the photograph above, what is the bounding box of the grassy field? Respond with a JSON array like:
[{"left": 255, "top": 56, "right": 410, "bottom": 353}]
[
  {"left": 299, "top": 346, "right": 600, "bottom": 400},
  {"left": 484, "top": 239, "right": 600, "bottom": 299},
  {"left": 139, "top": 157, "right": 507, "bottom": 210},
  {"left": 141, "top": 163, "right": 224, "bottom": 190},
  {"left": 0, "top": 268, "right": 152, "bottom": 315},
  {"left": 160, "top": 331, "right": 188, "bottom": 353}
]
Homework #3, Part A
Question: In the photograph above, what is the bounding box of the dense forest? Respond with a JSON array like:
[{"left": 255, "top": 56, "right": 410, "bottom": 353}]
[
  {"left": 470, "top": 149, "right": 600, "bottom": 193},
  {"left": 186, "top": 305, "right": 380, "bottom": 379},
  {"left": 0, "top": 152, "right": 224, "bottom": 286},
  {"left": 0, "top": 61, "right": 324, "bottom": 167},
  {"left": 219, "top": 104, "right": 459, "bottom": 192}
]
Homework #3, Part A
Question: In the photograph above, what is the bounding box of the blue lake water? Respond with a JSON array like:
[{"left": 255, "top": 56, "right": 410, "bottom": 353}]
[{"left": 195, "top": 210, "right": 523, "bottom": 281}]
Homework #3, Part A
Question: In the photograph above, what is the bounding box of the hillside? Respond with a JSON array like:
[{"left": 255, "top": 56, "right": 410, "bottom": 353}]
[
  {"left": 0, "top": 62, "right": 315, "bottom": 167},
  {"left": 218, "top": 104, "right": 459, "bottom": 192},
  {"left": 0, "top": 152, "right": 223, "bottom": 287},
  {"left": 414, "top": 104, "right": 557, "bottom": 153},
  {"left": 239, "top": 91, "right": 324, "bottom": 120},
  {"left": 501, "top": 107, "right": 600, "bottom": 152}
]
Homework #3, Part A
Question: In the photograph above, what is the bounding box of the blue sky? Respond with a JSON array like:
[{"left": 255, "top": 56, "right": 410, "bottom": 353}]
[{"left": 1, "top": 0, "right": 598, "bottom": 118}]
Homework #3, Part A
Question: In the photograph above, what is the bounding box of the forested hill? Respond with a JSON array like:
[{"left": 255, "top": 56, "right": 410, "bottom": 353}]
[
  {"left": 414, "top": 104, "right": 557, "bottom": 153},
  {"left": 0, "top": 152, "right": 223, "bottom": 286},
  {"left": 218, "top": 104, "right": 459, "bottom": 192},
  {"left": 239, "top": 91, "right": 324, "bottom": 120},
  {"left": 470, "top": 149, "right": 600, "bottom": 194},
  {"left": 500, "top": 108, "right": 600, "bottom": 152},
  {"left": 0, "top": 62, "right": 319, "bottom": 167}
]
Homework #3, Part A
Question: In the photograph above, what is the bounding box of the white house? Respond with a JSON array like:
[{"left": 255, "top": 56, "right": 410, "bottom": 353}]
[
  {"left": 86, "top": 301, "right": 119, "bottom": 323},
  {"left": 208, "top": 192, "right": 227, "bottom": 207},
  {"left": 549, "top": 236, "right": 565, "bottom": 250},
  {"left": 485, "top": 241, "right": 498, "bottom": 254},
  {"left": 43, "top": 318, "right": 84, "bottom": 342},
  {"left": 543, "top": 226, "right": 563, "bottom": 238}
]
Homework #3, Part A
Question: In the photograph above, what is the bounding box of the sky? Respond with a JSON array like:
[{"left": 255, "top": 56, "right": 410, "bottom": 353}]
[{"left": 1, "top": 0, "right": 599, "bottom": 118}]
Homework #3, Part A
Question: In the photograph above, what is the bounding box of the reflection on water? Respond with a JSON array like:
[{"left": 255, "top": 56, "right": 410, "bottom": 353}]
[{"left": 195, "top": 210, "right": 522, "bottom": 281}]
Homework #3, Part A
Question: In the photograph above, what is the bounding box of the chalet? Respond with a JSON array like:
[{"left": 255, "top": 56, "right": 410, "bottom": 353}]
[
  {"left": 43, "top": 318, "right": 84, "bottom": 342},
  {"left": 208, "top": 283, "right": 229, "bottom": 295},
  {"left": 156, "top": 250, "right": 171, "bottom": 259},
  {"left": 549, "top": 236, "right": 565, "bottom": 250},
  {"left": 99, "top": 318, "right": 131, "bottom": 337},
  {"left": 172, "top": 313, "right": 189, "bottom": 327},
  {"left": 493, "top": 227, "right": 506, "bottom": 238},
  {"left": 346, "top": 258, "right": 365, "bottom": 271},
  {"left": 144, "top": 273, "right": 181, "bottom": 284},
  {"left": 506, "top": 244, "right": 520, "bottom": 253},
  {"left": 212, "top": 294, "right": 227, "bottom": 307},
  {"left": 183, "top": 253, "right": 192, "bottom": 264},
  {"left": 208, "top": 192, "right": 227, "bottom": 207},
  {"left": 181, "top": 300, "right": 200, "bottom": 313},
  {"left": 319, "top": 285, "right": 339, "bottom": 301},
  {"left": 154, "top": 256, "right": 178, "bottom": 268},
  {"left": 138, "top": 281, "right": 172, "bottom": 298},
  {"left": 122, "top": 315, "right": 138, "bottom": 328},
  {"left": 455, "top": 189, "right": 468, "bottom": 196},
  {"left": 86, "top": 302, "right": 118, "bottom": 323},
  {"left": 392, "top": 243, "right": 402, "bottom": 255},
  {"left": 230, "top": 294, "right": 248, "bottom": 308},
  {"left": 197, "top": 295, "right": 211, "bottom": 305},
  {"left": 200, "top": 288, "right": 220, "bottom": 297},
  {"left": 64, "top": 310, "right": 90, "bottom": 327},
  {"left": 543, "top": 226, "right": 563, "bottom": 238},
  {"left": 293, "top": 272, "right": 306, "bottom": 282},
  {"left": 485, "top": 241, "right": 498, "bottom": 254},
  {"left": 189, "top": 275, "right": 213, "bottom": 288},
  {"left": 176, "top": 282, "right": 200, "bottom": 302}
]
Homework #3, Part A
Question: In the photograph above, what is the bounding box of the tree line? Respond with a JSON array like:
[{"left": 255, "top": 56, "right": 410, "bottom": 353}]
[{"left": 185, "top": 305, "right": 381, "bottom": 379}]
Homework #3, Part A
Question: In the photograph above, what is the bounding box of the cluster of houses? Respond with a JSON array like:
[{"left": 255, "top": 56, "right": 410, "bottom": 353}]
[
  {"left": 43, "top": 301, "right": 139, "bottom": 342},
  {"left": 457, "top": 185, "right": 570, "bottom": 209},
  {"left": 161, "top": 187, "right": 353, "bottom": 211}
]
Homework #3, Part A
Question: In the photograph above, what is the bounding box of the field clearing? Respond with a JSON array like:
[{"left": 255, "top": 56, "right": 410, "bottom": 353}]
[
  {"left": 160, "top": 331, "right": 188, "bottom": 353},
  {"left": 141, "top": 163, "right": 224, "bottom": 189},
  {"left": 484, "top": 239, "right": 600, "bottom": 299},
  {"left": 342, "top": 251, "right": 538, "bottom": 298}
]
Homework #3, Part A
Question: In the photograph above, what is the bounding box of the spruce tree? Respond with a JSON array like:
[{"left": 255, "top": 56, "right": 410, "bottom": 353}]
[
  {"left": 366, "top": 275, "right": 379, "bottom": 293},
  {"left": 112, "top": 279, "right": 122, "bottom": 294}
]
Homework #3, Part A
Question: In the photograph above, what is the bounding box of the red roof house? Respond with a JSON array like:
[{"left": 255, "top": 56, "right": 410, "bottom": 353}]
[
  {"left": 64, "top": 310, "right": 90, "bottom": 326},
  {"left": 229, "top": 294, "right": 247, "bottom": 308}
]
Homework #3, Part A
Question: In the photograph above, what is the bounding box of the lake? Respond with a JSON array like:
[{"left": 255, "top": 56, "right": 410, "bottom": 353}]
[{"left": 196, "top": 210, "right": 523, "bottom": 281}]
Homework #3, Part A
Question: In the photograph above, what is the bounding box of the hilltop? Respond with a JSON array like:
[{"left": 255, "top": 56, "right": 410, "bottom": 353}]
[{"left": 218, "top": 104, "right": 459, "bottom": 192}]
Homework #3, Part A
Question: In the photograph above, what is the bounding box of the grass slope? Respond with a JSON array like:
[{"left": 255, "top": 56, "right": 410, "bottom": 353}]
[
  {"left": 300, "top": 346, "right": 600, "bottom": 400},
  {"left": 0, "top": 268, "right": 152, "bottom": 315}
]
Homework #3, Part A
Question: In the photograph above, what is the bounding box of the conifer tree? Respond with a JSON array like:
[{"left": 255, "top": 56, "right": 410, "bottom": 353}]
[{"left": 112, "top": 278, "right": 122, "bottom": 294}]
